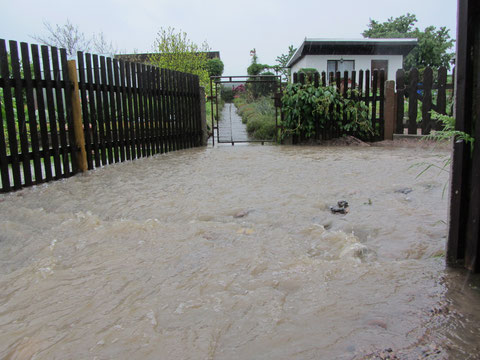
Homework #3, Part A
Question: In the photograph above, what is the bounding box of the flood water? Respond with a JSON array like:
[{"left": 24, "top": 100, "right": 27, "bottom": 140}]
[{"left": 1, "top": 144, "right": 480, "bottom": 359}]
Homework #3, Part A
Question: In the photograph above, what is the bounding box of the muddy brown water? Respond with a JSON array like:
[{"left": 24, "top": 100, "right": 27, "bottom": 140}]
[{"left": 1, "top": 144, "right": 479, "bottom": 359}]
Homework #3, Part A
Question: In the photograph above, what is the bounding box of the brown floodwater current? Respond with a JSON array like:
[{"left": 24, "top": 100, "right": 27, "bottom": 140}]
[{"left": 1, "top": 144, "right": 479, "bottom": 359}]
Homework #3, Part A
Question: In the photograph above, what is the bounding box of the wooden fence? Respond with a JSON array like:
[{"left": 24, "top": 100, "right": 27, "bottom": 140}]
[
  {"left": 292, "top": 69, "right": 385, "bottom": 142},
  {"left": 395, "top": 66, "right": 454, "bottom": 135},
  {"left": 448, "top": 0, "right": 480, "bottom": 273},
  {"left": 0, "top": 39, "right": 203, "bottom": 193}
]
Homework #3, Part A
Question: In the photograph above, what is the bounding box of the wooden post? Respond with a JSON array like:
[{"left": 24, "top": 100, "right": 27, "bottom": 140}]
[
  {"left": 384, "top": 80, "right": 395, "bottom": 140},
  {"left": 199, "top": 86, "right": 208, "bottom": 146},
  {"left": 67, "top": 60, "right": 88, "bottom": 172}
]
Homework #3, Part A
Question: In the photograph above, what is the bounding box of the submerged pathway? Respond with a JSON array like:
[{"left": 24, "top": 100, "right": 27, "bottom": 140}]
[
  {"left": 1, "top": 144, "right": 479, "bottom": 359},
  {"left": 217, "top": 103, "right": 251, "bottom": 143}
]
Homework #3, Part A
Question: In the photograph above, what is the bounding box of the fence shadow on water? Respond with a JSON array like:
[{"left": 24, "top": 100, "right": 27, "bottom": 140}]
[{"left": 0, "top": 39, "right": 203, "bottom": 193}]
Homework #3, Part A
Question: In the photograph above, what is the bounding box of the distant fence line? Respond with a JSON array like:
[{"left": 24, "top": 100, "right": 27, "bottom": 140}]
[
  {"left": 292, "top": 69, "right": 386, "bottom": 142},
  {"left": 395, "top": 66, "right": 454, "bottom": 135},
  {"left": 291, "top": 66, "right": 454, "bottom": 141},
  {"left": 0, "top": 39, "right": 204, "bottom": 193}
]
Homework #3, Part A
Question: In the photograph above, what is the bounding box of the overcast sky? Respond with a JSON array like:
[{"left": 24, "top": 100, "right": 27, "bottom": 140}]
[{"left": 1, "top": 0, "right": 457, "bottom": 75}]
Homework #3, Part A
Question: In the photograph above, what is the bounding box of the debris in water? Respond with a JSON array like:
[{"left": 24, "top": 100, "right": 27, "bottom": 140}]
[
  {"left": 395, "top": 187, "right": 413, "bottom": 195},
  {"left": 330, "top": 200, "right": 349, "bottom": 214},
  {"left": 233, "top": 210, "right": 251, "bottom": 218}
]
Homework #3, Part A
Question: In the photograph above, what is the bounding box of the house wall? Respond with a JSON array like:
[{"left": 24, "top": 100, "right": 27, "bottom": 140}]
[{"left": 291, "top": 54, "right": 403, "bottom": 81}]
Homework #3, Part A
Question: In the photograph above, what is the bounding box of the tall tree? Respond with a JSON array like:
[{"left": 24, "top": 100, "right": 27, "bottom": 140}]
[
  {"left": 273, "top": 45, "right": 297, "bottom": 81},
  {"left": 362, "top": 13, "right": 454, "bottom": 70},
  {"left": 149, "top": 27, "right": 211, "bottom": 88},
  {"left": 31, "top": 19, "right": 118, "bottom": 57}
]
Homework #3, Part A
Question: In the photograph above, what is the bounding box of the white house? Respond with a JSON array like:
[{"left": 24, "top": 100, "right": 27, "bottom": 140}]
[{"left": 286, "top": 38, "right": 417, "bottom": 81}]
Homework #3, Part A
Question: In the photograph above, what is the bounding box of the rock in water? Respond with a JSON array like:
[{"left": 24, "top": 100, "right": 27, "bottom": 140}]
[{"left": 330, "top": 200, "right": 349, "bottom": 214}]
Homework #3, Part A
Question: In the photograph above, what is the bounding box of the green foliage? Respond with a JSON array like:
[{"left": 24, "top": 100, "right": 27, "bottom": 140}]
[
  {"left": 220, "top": 86, "right": 234, "bottom": 102},
  {"left": 234, "top": 95, "right": 277, "bottom": 140},
  {"left": 247, "top": 63, "right": 267, "bottom": 76},
  {"left": 271, "top": 45, "right": 297, "bottom": 81},
  {"left": 206, "top": 58, "right": 224, "bottom": 77},
  {"left": 362, "top": 13, "right": 454, "bottom": 70},
  {"left": 281, "top": 82, "right": 374, "bottom": 140},
  {"left": 428, "top": 111, "right": 474, "bottom": 147},
  {"left": 149, "top": 27, "right": 210, "bottom": 88}
]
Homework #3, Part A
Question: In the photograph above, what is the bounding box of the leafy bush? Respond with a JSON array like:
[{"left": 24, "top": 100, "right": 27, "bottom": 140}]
[
  {"left": 221, "top": 86, "right": 234, "bottom": 102},
  {"left": 246, "top": 114, "right": 276, "bottom": 140},
  {"left": 206, "top": 58, "right": 224, "bottom": 77},
  {"left": 281, "top": 82, "right": 374, "bottom": 140}
]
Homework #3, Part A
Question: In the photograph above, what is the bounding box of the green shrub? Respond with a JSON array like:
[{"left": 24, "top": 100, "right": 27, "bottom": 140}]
[
  {"left": 281, "top": 82, "right": 374, "bottom": 140},
  {"left": 221, "top": 86, "right": 234, "bottom": 102},
  {"left": 246, "top": 114, "right": 276, "bottom": 140}
]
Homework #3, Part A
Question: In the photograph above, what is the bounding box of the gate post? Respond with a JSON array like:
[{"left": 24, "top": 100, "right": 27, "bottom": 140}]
[
  {"left": 384, "top": 80, "right": 396, "bottom": 140},
  {"left": 199, "top": 86, "right": 208, "bottom": 146},
  {"left": 67, "top": 60, "right": 88, "bottom": 172}
]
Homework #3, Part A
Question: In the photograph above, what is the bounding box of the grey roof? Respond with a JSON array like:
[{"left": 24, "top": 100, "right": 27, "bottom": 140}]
[{"left": 286, "top": 38, "right": 417, "bottom": 68}]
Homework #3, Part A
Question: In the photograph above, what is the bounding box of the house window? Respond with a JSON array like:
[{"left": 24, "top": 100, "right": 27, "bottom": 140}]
[{"left": 327, "top": 60, "right": 355, "bottom": 77}]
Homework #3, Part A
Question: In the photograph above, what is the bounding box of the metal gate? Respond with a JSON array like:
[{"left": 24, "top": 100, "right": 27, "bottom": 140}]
[{"left": 209, "top": 75, "right": 282, "bottom": 146}]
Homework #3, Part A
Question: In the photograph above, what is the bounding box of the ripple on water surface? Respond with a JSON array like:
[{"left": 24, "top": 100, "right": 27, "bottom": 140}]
[{"left": 0, "top": 144, "right": 479, "bottom": 359}]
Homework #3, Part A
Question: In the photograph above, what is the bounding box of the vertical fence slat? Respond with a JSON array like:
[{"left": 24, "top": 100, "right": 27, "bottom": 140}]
[
  {"left": 42, "top": 46, "right": 63, "bottom": 179},
  {"left": 138, "top": 64, "right": 147, "bottom": 156},
  {"left": 100, "top": 56, "right": 113, "bottom": 164},
  {"left": 0, "top": 40, "right": 10, "bottom": 191},
  {"left": 437, "top": 66, "right": 447, "bottom": 119},
  {"left": 136, "top": 63, "right": 145, "bottom": 157},
  {"left": 157, "top": 68, "right": 165, "bottom": 153},
  {"left": 358, "top": 70, "right": 364, "bottom": 98},
  {"left": 126, "top": 62, "right": 137, "bottom": 159},
  {"left": 107, "top": 57, "right": 119, "bottom": 163},
  {"left": 145, "top": 64, "right": 152, "bottom": 156},
  {"left": 1, "top": 40, "right": 22, "bottom": 189},
  {"left": 119, "top": 60, "right": 131, "bottom": 161},
  {"left": 147, "top": 66, "right": 156, "bottom": 155},
  {"left": 178, "top": 71, "right": 186, "bottom": 149},
  {"left": 86, "top": 54, "right": 101, "bottom": 167},
  {"left": 395, "top": 69, "right": 405, "bottom": 134},
  {"left": 31, "top": 45, "right": 52, "bottom": 181},
  {"left": 113, "top": 58, "right": 125, "bottom": 162},
  {"left": 152, "top": 67, "right": 160, "bottom": 154},
  {"left": 61, "top": 49, "right": 77, "bottom": 175},
  {"left": 10, "top": 40, "right": 33, "bottom": 186},
  {"left": 51, "top": 47, "right": 70, "bottom": 177},
  {"left": 162, "top": 68, "right": 172, "bottom": 152},
  {"left": 21, "top": 42, "right": 43, "bottom": 183},
  {"left": 422, "top": 67, "right": 433, "bottom": 135},
  {"left": 92, "top": 55, "right": 107, "bottom": 165},
  {"left": 379, "top": 70, "right": 385, "bottom": 140},
  {"left": 131, "top": 62, "right": 141, "bottom": 157},
  {"left": 0, "top": 90, "right": 9, "bottom": 191},
  {"left": 371, "top": 70, "right": 378, "bottom": 139},
  {"left": 364, "top": 70, "right": 370, "bottom": 139},
  {"left": 408, "top": 68, "right": 419, "bottom": 134},
  {"left": 194, "top": 75, "right": 201, "bottom": 146},
  {"left": 77, "top": 52, "right": 93, "bottom": 170},
  {"left": 173, "top": 70, "right": 180, "bottom": 150}
]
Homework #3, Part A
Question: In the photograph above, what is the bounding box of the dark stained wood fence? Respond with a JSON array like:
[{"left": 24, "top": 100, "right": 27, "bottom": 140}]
[
  {"left": 76, "top": 52, "right": 202, "bottom": 170},
  {"left": 292, "top": 69, "right": 385, "bottom": 142},
  {"left": 0, "top": 39, "right": 203, "bottom": 193},
  {"left": 0, "top": 40, "right": 77, "bottom": 192},
  {"left": 395, "top": 66, "right": 454, "bottom": 135},
  {"left": 447, "top": 0, "right": 480, "bottom": 273}
]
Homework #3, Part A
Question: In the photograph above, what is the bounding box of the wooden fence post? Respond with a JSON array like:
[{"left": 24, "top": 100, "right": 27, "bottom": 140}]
[
  {"left": 384, "top": 80, "right": 396, "bottom": 140},
  {"left": 67, "top": 60, "right": 88, "bottom": 172},
  {"left": 199, "top": 86, "right": 208, "bottom": 146}
]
